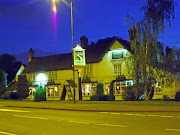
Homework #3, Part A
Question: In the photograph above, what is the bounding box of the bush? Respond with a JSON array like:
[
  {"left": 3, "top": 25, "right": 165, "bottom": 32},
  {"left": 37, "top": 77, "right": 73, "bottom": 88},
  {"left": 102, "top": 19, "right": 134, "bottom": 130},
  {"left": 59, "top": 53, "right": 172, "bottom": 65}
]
[
  {"left": 34, "top": 87, "right": 46, "bottom": 102},
  {"left": 0, "top": 69, "right": 7, "bottom": 98},
  {"left": 10, "top": 92, "right": 18, "bottom": 99},
  {"left": 2, "top": 91, "right": 11, "bottom": 99},
  {"left": 2, "top": 91, "right": 18, "bottom": 99},
  {"left": 163, "top": 95, "right": 170, "bottom": 101},
  {"left": 175, "top": 91, "right": 180, "bottom": 102},
  {"left": 122, "top": 86, "right": 136, "bottom": 101},
  {"left": 17, "top": 75, "right": 29, "bottom": 99},
  {"left": 110, "top": 81, "right": 114, "bottom": 95},
  {"left": 91, "top": 95, "right": 115, "bottom": 101},
  {"left": 96, "top": 83, "right": 104, "bottom": 95}
]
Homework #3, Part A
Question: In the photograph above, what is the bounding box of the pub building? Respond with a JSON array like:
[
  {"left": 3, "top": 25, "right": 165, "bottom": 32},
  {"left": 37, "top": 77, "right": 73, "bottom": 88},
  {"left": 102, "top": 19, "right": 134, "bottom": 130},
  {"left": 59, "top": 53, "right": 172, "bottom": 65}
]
[{"left": 10, "top": 36, "right": 178, "bottom": 100}]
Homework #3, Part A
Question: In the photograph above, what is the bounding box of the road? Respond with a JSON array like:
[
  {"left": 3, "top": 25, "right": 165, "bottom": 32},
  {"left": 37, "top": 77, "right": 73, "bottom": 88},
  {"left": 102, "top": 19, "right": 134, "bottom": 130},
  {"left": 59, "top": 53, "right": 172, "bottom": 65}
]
[{"left": 0, "top": 106, "right": 180, "bottom": 135}]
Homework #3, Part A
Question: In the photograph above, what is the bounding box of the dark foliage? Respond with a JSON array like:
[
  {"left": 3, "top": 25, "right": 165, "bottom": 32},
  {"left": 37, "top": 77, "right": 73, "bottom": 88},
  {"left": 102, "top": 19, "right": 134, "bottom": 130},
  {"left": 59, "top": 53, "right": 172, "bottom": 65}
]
[
  {"left": 0, "top": 53, "right": 22, "bottom": 84},
  {"left": 175, "top": 91, "right": 180, "bottom": 102},
  {"left": 110, "top": 81, "right": 114, "bottom": 95},
  {"left": 96, "top": 83, "right": 104, "bottom": 95},
  {"left": 91, "top": 95, "right": 115, "bottom": 101},
  {"left": 17, "top": 75, "right": 29, "bottom": 99},
  {"left": 2, "top": 91, "right": 18, "bottom": 99},
  {"left": 163, "top": 95, "right": 170, "bottom": 101},
  {"left": 122, "top": 86, "right": 136, "bottom": 101},
  {"left": 0, "top": 69, "right": 7, "bottom": 97}
]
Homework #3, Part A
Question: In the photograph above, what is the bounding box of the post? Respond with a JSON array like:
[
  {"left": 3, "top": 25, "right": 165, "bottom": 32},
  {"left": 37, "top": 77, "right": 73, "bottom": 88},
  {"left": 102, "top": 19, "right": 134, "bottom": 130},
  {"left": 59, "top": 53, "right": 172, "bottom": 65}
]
[{"left": 71, "top": 0, "right": 76, "bottom": 103}]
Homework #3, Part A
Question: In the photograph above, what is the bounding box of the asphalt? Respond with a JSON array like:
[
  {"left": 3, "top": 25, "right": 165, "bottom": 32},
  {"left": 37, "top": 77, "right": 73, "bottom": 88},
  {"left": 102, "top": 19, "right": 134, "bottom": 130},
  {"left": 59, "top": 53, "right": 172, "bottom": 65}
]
[{"left": 1, "top": 100, "right": 180, "bottom": 112}]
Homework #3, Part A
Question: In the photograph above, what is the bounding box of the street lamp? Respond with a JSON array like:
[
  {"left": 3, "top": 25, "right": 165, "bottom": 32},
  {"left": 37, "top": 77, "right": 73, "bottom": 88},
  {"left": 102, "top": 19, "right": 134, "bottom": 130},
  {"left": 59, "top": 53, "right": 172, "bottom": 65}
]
[
  {"left": 52, "top": 0, "right": 76, "bottom": 103},
  {"left": 71, "top": 0, "right": 76, "bottom": 103}
]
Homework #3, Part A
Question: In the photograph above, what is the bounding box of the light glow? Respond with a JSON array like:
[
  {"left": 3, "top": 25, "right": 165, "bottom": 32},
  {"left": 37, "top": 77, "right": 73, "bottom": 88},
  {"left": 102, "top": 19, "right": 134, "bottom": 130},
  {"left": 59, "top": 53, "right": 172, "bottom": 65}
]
[
  {"left": 53, "top": 5, "right": 57, "bottom": 13},
  {"left": 35, "top": 73, "right": 48, "bottom": 87},
  {"left": 52, "top": 0, "right": 59, "bottom": 13}
]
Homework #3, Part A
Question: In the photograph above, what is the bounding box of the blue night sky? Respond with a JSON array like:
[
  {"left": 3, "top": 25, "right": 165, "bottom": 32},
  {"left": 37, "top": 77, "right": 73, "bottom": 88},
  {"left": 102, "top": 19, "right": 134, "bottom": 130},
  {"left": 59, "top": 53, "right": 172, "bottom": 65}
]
[{"left": 0, "top": 0, "right": 180, "bottom": 62}]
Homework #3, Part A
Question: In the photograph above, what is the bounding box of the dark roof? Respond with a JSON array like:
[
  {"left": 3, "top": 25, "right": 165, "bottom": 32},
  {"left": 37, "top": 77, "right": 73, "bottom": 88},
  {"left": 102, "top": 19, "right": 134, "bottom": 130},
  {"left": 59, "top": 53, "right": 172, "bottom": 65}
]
[
  {"left": 23, "top": 38, "right": 131, "bottom": 73},
  {"left": 86, "top": 38, "right": 131, "bottom": 63},
  {"left": 23, "top": 53, "right": 73, "bottom": 73}
]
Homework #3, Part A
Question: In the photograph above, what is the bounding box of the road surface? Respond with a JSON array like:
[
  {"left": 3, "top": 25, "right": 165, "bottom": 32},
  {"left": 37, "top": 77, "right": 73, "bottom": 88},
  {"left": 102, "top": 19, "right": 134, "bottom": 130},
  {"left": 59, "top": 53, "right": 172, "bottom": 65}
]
[{"left": 0, "top": 106, "right": 180, "bottom": 135}]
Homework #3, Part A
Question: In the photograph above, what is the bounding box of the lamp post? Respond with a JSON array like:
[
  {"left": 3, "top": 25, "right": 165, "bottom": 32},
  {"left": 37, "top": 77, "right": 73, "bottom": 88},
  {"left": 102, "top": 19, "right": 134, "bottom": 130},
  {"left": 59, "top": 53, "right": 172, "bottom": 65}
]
[
  {"left": 71, "top": 0, "right": 76, "bottom": 103},
  {"left": 52, "top": 0, "right": 76, "bottom": 103}
]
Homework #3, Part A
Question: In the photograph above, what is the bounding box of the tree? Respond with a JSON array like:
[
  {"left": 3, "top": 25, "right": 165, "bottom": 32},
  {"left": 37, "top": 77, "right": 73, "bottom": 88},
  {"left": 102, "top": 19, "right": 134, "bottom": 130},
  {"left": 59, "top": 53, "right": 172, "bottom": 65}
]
[
  {"left": 126, "top": 0, "right": 176, "bottom": 100},
  {"left": 0, "top": 69, "right": 7, "bottom": 97},
  {"left": 0, "top": 53, "right": 22, "bottom": 84},
  {"left": 17, "top": 75, "right": 29, "bottom": 99}
]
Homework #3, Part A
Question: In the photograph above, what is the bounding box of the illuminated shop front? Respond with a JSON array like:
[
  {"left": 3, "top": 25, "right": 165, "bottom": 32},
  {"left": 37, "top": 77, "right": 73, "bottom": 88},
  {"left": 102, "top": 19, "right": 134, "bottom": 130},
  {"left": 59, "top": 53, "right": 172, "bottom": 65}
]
[
  {"left": 29, "top": 86, "right": 38, "bottom": 98},
  {"left": 82, "top": 83, "right": 97, "bottom": 96},
  {"left": 46, "top": 85, "right": 60, "bottom": 97},
  {"left": 114, "top": 80, "right": 133, "bottom": 95}
]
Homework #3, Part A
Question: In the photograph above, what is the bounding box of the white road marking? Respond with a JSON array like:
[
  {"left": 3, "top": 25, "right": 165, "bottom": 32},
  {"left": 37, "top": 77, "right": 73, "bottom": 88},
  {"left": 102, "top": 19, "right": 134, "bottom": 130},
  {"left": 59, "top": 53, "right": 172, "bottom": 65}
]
[
  {"left": 165, "top": 129, "right": 180, "bottom": 132},
  {"left": 111, "top": 113, "right": 121, "bottom": 115},
  {"left": 0, "top": 131, "right": 16, "bottom": 135},
  {"left": 13, "top": 115, "right": 48, "bottom": 120},
  {"left": 0, "top": 109, "right": 30, "bottom": 113},
  {"left": 161, "top": 115, "right": 174, "bottom": 118},
  {"left": 66, "top": 120, "right": 127, "bottom": 128},
  {"left": 122, "top": 113, "right": 134, "bottom": 116},
  {"left": 68, "top": 121, "right": 90, "bottom": 125},
  {"left": 147, "top": 115, "right": 157, "bottom": 117},
  {"left": 134, "top": 114, "right": 146, "bottom": 116},
  {"left": 99, "top": 112, "right": 108, "bottom": 114},
  {"left": 96, "top": 123, "right": 127, "bottom": 128}
]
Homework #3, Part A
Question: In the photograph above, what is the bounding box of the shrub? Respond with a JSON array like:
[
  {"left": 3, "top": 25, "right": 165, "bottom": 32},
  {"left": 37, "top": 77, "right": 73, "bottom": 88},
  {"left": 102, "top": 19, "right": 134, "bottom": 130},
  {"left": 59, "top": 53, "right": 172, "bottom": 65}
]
[
  {"left": 91, "top": 94, "right": 115, "bottom": 101},
  {"left": 10, "top": 92, "right": 18, "bottom": 99},
  {"left": 110, "top": 81, "right": 114, "bottom": 95},
  {"left": 163, "top": 95, "right": 170, "bottom": 101},
  {"left": 122, "top": 86, "right": 136, "bottom": 101},
  {"left": 17, "top": 75, "right": 29, "bottom": 99},
  {"left": 96, "top": 83, "right": 104, "bottom": 95},
  {"left": 34, "top": 87, "right": 46, "bottom": 102},
  {"left": 175, "top": 91, "right": 180, "bottom": 102},
  {"left": 2, "top": 91, "right": 18, "bottom": 99},
  {"left": 0, "top": 69, "right": 7, "bottom": 98},
  {"left": 2, "top": 91, "right": 11, "bottom": 99}
]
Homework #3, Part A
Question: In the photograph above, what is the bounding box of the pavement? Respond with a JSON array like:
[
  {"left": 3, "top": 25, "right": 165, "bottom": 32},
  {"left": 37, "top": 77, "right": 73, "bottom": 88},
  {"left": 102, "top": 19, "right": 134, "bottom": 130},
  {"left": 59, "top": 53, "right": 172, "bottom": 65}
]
[{"left": 1, "top": 100, "right": 180, "bottom": 112}]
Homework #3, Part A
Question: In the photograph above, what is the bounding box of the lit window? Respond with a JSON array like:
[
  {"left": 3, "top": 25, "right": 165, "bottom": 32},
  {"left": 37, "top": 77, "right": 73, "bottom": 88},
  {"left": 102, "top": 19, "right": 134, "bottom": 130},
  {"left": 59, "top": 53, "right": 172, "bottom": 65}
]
[
  {"left": 82, "top": 83, "right": 96, "bottom": 96},
  {"left": 55, "top": 86, "right": 59, "bottom": 96},
  {"left": 115, "top": 81, "right": 126, "bottom": 95},
  {"left": 29, "top": 88, "right": 36, "bottom": 98},
  {"left": 114, "top": 64, "right": 121, "bottom": 75},
  {"left": 47, "top": 86, "right": 59, "bottom": 97},
  {"left": 105, "top": 83, "right": 110, "bottom": 95}
]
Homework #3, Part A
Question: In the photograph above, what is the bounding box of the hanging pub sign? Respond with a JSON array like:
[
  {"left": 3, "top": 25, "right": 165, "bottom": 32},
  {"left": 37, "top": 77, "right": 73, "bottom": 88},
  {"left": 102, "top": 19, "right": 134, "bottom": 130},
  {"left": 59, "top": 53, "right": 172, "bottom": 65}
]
[
  {"left": 111, "top": 50, "right": 124, "bottom": 60},
  {"left": 74, "top": 44, "right": 86, "bottom": 66}
]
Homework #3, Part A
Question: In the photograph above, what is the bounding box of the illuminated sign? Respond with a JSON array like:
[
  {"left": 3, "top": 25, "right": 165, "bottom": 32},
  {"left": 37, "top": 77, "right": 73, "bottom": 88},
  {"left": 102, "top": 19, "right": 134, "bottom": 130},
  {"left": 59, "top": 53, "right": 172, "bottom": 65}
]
[
  {"left": 111, "top": 50, "right": 124, "bottom": 60},
  {"left": 74, "top": 44, "right": 86, "bottom": 66}
]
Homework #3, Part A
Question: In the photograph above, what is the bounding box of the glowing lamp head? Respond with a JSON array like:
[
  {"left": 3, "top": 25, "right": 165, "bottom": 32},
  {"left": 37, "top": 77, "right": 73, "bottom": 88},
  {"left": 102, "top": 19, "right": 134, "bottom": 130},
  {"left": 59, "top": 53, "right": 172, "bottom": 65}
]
[
  {"left": 36, "top": 73, "right": 47, "bottom": 82},
  {"left": 53, "top": 5, "right": 57, "bottom": 13}
]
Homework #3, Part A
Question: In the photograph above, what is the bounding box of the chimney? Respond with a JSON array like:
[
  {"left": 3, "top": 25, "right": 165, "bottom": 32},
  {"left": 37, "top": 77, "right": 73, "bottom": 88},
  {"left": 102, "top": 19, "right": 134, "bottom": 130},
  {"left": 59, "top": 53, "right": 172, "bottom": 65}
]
[
  {"left": 80, "top": 35, "right": 88, "bottom": 49},
  {"left": 28, "top": 48, "right": 34, "bottom": 62}
]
